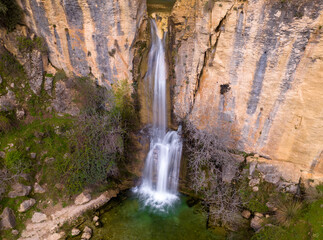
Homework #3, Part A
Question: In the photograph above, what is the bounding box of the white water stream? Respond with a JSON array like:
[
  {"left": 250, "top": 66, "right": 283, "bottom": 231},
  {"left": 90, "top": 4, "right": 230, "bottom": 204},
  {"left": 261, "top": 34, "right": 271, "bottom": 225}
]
[{"left": 134, "top": 19, "right": 183, "bottom": 210}]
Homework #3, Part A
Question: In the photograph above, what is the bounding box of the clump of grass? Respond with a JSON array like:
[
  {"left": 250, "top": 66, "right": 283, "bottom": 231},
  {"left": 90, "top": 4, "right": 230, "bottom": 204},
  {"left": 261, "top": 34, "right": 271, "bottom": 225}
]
[{"left": 275, "top": 200, "right": 303, "bottom": 227}]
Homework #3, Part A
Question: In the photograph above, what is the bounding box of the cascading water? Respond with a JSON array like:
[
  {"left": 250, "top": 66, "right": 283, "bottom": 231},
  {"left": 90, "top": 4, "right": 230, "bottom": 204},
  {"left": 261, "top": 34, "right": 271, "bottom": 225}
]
[{"left": 134, "top": 18, "right": 183, "bottom": 210}]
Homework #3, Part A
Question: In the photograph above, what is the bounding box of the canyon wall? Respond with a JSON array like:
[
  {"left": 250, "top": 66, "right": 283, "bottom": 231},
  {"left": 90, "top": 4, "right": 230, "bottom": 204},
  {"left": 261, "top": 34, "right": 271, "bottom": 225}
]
[
  {"left": 170, "top": 0, "right": 323, "bottom": 180},
  {"left": 17, "top": 0, "right": 146, "bottom": 86}
]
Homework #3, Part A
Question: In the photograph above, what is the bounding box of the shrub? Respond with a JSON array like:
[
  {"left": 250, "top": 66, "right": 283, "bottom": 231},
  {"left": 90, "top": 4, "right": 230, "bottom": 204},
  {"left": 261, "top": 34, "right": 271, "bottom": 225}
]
[
  {"left": 0, "top": 115, "right": 11, "bottom": 134},
  {"left": 3, "top": 149, "right": 31, "bottom": 174},
  {"left": 275, "top": 200, "right": 303, "bottom": 227},
  {"left": 184, "top": 121, "right": 242, "bottom": 228},
  {"left": 0, "top": 0, "right": 23, "bottom": 32}
]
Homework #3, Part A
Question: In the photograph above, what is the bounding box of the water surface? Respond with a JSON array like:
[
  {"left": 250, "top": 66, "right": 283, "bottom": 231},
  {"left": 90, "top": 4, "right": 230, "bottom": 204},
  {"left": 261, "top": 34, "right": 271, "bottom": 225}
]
[{"left": 91, "top": 192, "right": 226, "bottom": 240}]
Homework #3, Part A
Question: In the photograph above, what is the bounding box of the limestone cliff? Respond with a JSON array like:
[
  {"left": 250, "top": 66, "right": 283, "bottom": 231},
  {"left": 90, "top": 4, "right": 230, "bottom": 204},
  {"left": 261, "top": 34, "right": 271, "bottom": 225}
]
[
  {"left": 17, "top": 0, "right": 146, "bottom": 86},
  {"left": 170, "top": 0, "right": 323, "bottom": 181}
]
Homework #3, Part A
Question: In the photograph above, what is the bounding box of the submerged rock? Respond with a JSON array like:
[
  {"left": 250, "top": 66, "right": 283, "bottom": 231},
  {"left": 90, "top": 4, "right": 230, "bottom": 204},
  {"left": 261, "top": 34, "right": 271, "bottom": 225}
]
[
  {"left": 8, "top": 183, "right": 31, "bottom": 198},
  {"left": 0, "top": 207, "right": 16, "bottom": 230},
  {"left": 19, "top": 198, "right": 36, "bottom": 212},
  {"left": 75, "top": 192, "right": 91, "bottom": 205}
]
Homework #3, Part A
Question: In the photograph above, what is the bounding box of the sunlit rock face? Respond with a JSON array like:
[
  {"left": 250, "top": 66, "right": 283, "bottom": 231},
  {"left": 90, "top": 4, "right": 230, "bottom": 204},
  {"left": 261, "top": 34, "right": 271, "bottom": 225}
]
[
  {"left": 170, "top": 0, "right": 323, "bottom": 180},
  {"left": 18, "top": 0, "right": 146, "bottom": 86}
]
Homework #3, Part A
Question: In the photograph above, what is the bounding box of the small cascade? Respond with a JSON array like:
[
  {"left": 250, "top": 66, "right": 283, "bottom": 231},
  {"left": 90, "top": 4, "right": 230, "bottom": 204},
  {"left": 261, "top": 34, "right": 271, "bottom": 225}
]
[{"left": 134, "top": 19, "right": 183, "bottom": 210}]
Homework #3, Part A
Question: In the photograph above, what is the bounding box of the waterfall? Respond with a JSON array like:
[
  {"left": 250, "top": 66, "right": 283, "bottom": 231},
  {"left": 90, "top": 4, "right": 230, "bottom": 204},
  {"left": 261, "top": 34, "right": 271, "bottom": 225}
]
[{"left": 134, "top": 19, "right": 183, "bottom": 210}]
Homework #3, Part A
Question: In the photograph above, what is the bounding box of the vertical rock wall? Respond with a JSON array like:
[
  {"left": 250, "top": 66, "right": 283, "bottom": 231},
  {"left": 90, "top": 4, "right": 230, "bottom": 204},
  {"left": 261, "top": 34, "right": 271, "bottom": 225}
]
[
  {"left": 18, "top": 0, "right": 146, "bottom": 86},
  {"left": 171, "top": 0, "right": 323, "bottom": 179}
]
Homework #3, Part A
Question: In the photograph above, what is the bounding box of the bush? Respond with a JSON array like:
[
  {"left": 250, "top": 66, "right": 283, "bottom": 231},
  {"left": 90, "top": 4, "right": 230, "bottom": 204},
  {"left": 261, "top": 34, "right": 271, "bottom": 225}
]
[
  {"left": 0, "top": 0, "right": 23, "bottom": 32},
  {"left": 0, "top": 115, "right": 11, "bottom": 134},
  {"left": 275, "top": 200, "right": 303, "bottom": 227},
  {"left": 3, "top": 149, "right": 30, "bottom": 174},
  {"left": 184, "top": 121, "right": 242, "bottom": 228}
]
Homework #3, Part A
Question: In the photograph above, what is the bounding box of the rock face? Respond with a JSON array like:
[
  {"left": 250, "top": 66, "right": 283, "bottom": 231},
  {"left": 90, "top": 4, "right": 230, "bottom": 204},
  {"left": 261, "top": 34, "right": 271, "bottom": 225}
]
[
  {"left": 8, "top": 183, "right": 32, "bottom": 198},
  {"left": 170, "top": 0, "right": 323, "bottom": 181},
  {"left": 0, "top": 207, "right": 16, "bottom": 230},
  {"left": 18, "top": 0, "right": 147, "bottom": 86},
  {"left": 19, "top": 199, "right": 36, "bottom": 213}
]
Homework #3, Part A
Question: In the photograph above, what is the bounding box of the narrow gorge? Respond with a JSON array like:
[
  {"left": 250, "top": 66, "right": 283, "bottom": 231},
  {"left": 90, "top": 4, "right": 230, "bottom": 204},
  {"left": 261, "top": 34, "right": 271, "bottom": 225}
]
[{"left": 0, "top": 0, "right": 323, "bottom": 239}]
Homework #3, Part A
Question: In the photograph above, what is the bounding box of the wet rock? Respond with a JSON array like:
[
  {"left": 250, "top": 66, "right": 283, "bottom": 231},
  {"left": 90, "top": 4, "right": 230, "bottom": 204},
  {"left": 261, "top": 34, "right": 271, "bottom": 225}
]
[
  {"left": 71, "top": 228, "right": 81, "bottom": 236},
  {"left": 31, "top": 212, "right": 47, "bottom": 223},
  {"left": 19, "top": 198, "right": 36, "bottom": 212},
  {"left": 241, "top": 210, "right": 251, "bottom": 219},
  {"left": 75, "top": 192, "right": 91, "bottom": 205},
  {"left": 0, "top": 207, "right": 16, "bottom": 230},
  {"left": 34, "top": 182, "right": 46, "bottom": 193},
  {"left": 251, "top": 215, "right": 264, "bottom": 231},
  {"left": 81, "top": 226, "right": 92, "bottom": 240},
  {"left": 8, "top": 183, "right": 31, "bottom": 198}
]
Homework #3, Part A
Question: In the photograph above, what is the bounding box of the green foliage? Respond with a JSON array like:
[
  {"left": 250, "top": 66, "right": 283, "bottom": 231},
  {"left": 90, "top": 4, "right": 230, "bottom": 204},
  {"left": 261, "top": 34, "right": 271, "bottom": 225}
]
[
  {"left": 0, "top": 0, "right": 23, "bottom": 32},
  {"left": 17, "top": 36, "right": 46, "bottom": 53},
  {"left": 3, "top": 149, "right": 31, "bottom": 173},
  {"left": 0, "top": 115, "right": 11, "bottom": 133},
  {"left": 112, "top": 79, "right": 137, "bottom": 129},
  {"left": 239, "top": 175, "right": 275, "bottom": 213},
  {"left": 53, "top": 69, "right": 67, "bottom": 82}
]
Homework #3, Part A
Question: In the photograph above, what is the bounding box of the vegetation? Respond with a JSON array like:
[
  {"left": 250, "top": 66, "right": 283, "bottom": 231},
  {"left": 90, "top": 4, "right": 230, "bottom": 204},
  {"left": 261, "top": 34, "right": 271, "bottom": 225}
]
[
  {"left": 184, "top": 121, "right": 243, "bottom": 229},
  {"left": 0, "top": 0, "right": 23, "bottom": 32}
]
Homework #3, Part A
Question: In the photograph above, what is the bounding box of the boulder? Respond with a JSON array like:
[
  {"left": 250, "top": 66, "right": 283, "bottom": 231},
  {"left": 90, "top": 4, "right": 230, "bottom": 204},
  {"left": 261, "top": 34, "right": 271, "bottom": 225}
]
[
  {"left": 249, "top": 178, "right": 260, "bottom": 187},
  {"left": 75, "top": 192, "right": 91, "bottom": 205},
  {"left": 44, "top": 76, "right": 53, "bottom": 96},
  {"left": 34, "top": 182, "right": 46, "bottom": 193},
  {"left": 30, "top": 152, "right": 37, "bottom": 159},
  {"left": 71, "top": 228, "right": 81, "bottom": 236},
  {"left": 0, "top": 90, "right": 16, "bottom": 111},
  {"left": 81, "top": 226, "right": 92, "bottom": 240},
  {"left": 241, "top": 210, "right": 251, "bottom": 219},
  {"left": 8, "top": 183, "right": 31, "bottom": 198},
  {"left": 251, "top": 216, "right": 264, "bottom": 231},
  {"left": 93, "top": 216, "right": 99, "bottom": 222},
  {"left": 0, "top": 207, "right": 16, "bottom": 230},
  {"left": 16, "top": 108, "right": 25, "bottom": 119},
  {"left": 19, "top": 198, "right": 36, "bottom": 212},
  {"left": 12, "top": 229, "right": 19, "bottom": 235},
  {"left": 31, "top": 212, "right": 47, "bottom": 223}
]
